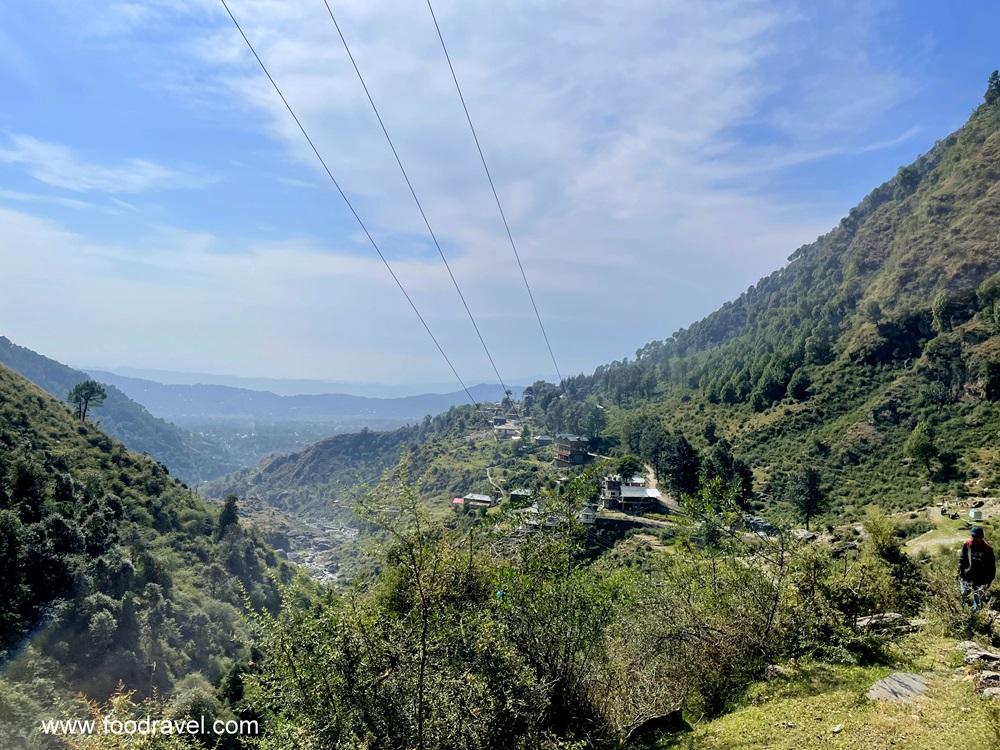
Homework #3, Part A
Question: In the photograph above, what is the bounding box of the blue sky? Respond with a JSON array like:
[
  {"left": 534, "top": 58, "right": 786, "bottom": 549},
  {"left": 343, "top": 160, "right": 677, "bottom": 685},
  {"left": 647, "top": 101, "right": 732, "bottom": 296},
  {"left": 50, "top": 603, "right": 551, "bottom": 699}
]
[{"left": 0, "top": 0, "right": 996, "bottom": 385}]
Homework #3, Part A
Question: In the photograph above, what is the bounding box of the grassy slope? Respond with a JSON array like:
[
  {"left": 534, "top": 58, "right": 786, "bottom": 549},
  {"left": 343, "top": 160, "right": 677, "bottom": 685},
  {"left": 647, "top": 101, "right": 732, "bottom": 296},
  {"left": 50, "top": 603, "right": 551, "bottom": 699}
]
[
  {"left": 0, "top": 336, "right": 239, "bottom": 483},
  {"left": 680, "top": 636, "right": 999, "bottom": 749}
]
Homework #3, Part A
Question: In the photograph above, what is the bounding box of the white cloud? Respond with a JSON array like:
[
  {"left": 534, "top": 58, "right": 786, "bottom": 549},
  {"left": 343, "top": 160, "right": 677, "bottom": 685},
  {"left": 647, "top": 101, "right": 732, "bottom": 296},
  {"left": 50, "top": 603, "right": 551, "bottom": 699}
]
[
  {"left": 0, "top": 206, "right": 453, "bottom": 380},
  {"left": 0, "top": 134, "right": 210, "bottom": 193},
  {"left": 6, "top": 0, "right": 923, "bottom": 381},
  {"left": 0, "top": 188, "right": 95, "bottom": 210}
]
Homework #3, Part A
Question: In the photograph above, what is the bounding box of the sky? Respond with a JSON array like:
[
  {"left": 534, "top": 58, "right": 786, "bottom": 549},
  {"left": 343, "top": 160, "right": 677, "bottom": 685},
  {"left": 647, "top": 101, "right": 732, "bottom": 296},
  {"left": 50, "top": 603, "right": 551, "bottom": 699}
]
[{"left": 0, "top": 1, "right": 996, "bottom": 387}]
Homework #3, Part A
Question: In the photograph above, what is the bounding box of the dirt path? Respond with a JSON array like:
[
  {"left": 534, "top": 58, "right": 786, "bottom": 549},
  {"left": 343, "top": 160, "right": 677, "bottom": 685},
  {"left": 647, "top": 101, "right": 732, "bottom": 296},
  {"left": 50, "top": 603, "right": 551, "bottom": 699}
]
[{"left": 644, "top": 463, "right": 658, "bottom": 490}]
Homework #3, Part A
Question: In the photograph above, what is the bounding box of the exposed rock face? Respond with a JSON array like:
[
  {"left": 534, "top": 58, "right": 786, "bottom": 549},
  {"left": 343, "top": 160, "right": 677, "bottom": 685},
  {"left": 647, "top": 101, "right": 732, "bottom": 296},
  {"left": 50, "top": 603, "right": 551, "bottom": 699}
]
[
  {"left": 956, "top": 641, "right": 1000, "bottom": 666},
  {"left": 866, "top": 672, "right": 928, "bottom": 702},
  {"left": 867, "top": 396, "right": 903, "bottom": 426},
  {"left": 956, "top": 641, "right": 1000, "bottom": 699}
]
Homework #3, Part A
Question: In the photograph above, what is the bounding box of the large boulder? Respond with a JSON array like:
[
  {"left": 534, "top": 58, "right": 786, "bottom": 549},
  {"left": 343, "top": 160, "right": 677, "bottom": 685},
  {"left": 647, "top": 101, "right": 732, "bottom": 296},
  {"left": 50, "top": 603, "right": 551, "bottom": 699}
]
[
  {"left": 974, "top": 671, "right": 1000, "bottom": 690},
  {"left": 866, "top": 672, "right": 928, "bottom": 702},
  {"left": 956, "top": 641, "right": 1000, "bottom": 666}
]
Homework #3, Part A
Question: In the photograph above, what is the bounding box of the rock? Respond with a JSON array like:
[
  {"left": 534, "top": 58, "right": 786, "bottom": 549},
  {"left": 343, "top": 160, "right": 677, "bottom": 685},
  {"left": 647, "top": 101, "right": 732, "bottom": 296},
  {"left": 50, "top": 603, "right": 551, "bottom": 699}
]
[
  {"left": 963, "top": 645, "right": 1000, "bottom": 666},
  {"left": 831, "top": 724, "right": 844, "bottom": 734},
  {"left": 975, "top": 671, "right": 1000, "bottom": 690},
  {"left": 956, "top": 640, "right": 981, "bottom": 652},
  {"left": 857, "top": 612, "right": 903, "bottom": 630},
  {"left": 765, "top": 664, "right": 789, "bottom": 680},
  {"left": 832, "top": 540, "right": 860, "bottom": 558},
  {"left": 855, "top": 612, "right": 924, "bottom": 633},
  {"left": 867, "top": 673, "right": 928, "bottom": 702},
  {"left": 982, "top": 687, "right": 1000, "bottom": 699},
  {"left": 791, "top": 528, "right": 818, "bottom": 541}
]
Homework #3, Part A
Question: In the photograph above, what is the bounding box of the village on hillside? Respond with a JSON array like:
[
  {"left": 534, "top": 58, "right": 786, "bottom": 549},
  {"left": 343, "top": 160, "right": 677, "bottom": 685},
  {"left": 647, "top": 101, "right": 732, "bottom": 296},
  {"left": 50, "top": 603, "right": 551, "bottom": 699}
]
[{"left": 449, "top": 411, "right": 685, "bottom": 538}]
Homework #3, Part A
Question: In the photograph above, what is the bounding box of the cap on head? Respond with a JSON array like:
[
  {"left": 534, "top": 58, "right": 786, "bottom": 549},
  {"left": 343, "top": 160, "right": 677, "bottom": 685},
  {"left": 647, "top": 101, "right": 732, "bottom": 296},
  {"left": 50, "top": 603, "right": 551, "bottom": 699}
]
[{"left": 971, "top": 526, "right": 985, "bottom": 538}]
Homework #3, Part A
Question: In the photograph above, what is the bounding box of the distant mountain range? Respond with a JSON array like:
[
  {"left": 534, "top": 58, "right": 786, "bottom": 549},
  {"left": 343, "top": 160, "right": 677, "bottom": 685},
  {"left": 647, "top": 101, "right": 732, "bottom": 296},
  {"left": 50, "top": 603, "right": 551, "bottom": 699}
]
[
  {"left": 87, "top": 366, "right": 534, "bottom": 399},
  {"left": 0, "top": 335, "right": 519, "bottom": 485},
  {"left": 0, "top": 335, "right": 239, "bottom": 483},
  {"left": 87, "top": 370, "right": 522, "bottom": 426}
]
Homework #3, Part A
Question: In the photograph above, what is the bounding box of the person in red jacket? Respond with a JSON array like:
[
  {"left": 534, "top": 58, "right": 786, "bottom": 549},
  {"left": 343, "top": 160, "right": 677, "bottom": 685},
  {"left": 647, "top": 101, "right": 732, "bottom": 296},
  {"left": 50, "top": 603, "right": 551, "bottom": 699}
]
[{"left": 958, "top": 526, "right": 996, "bottom": 609}]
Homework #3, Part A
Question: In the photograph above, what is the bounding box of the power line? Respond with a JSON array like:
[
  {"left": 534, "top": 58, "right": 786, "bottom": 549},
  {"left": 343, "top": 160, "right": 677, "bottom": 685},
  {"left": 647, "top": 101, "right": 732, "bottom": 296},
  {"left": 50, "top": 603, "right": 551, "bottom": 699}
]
[
  {"left": 321, "top": 0, "right": 515, "bottom": 407},
  {"left": 218, "top": 0, "right": 486, "bottom": 419},
  {"left": 425, "top": 0, "right": 563, "bottom": 385}
]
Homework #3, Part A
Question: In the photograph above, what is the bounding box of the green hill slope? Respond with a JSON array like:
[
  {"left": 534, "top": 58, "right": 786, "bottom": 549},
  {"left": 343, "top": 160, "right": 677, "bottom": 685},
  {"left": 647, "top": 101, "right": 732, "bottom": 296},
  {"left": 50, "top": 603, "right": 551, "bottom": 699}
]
[
  {"left": 518, "top": 90, "right": 1000, "bottom": 519},
  {"left": 0, "top": 336, "right": 240, "bottom": 483},
  {"left": 0, "top": 363, "right": 291, "bottom": 746},
  {"left": 204, "top": 406, "right": 558, "bottom": 522}
]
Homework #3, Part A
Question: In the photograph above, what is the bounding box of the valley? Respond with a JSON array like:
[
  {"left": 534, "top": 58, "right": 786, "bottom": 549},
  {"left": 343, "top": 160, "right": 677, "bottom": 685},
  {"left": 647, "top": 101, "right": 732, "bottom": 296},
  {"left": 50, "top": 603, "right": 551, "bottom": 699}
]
[{"left": 1, "top": 8, "right": 999, "bottom": 746}]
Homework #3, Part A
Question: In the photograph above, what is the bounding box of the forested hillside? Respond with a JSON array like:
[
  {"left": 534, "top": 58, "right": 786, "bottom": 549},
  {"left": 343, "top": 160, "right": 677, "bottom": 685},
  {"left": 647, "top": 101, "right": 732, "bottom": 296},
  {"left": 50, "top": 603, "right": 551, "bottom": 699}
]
[
  {"left": 0, "top": 363, "right": 292, "bottom": 747},
  {"left": 0, "top": 337, "right": 239, "bottom": 483},
  {"left": 518, "top": 93, "right": 1000, "bottom": 517},
  {"left": 204, "top": 405, "right": 555, "bottom": 520}
]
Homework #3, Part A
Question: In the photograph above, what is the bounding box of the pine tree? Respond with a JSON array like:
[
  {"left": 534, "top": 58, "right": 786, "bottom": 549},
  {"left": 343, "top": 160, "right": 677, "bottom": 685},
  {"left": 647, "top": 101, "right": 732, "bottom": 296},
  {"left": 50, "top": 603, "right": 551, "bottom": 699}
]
[
  {"left": 215, "top": 495, "right": 240, "bottom": 540},
  {"left": 785, "top": 467, "right": 826, "bottom": 530},
  {"left": 985, "top": 70, "right": 1000, "bottom": 105},
  {"left": 67, "top": 380, "right": 107, "bottom": 421},
  {"left": 904, "top": 422, "right": 938, "bottom": 476}
]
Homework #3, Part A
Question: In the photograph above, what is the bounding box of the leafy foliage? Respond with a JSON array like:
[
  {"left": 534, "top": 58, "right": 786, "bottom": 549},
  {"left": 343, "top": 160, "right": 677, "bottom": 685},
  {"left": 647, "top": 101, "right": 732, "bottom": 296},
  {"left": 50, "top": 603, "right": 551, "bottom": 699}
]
[
  {"left": 0, "top": 364, "right": 291, "bottom": 746},
  {"left": 238, "top": 474, "right": 928, "bottom": 749},
  {"left": 67, "top": 380, "right": 107, "bottom": 421}
]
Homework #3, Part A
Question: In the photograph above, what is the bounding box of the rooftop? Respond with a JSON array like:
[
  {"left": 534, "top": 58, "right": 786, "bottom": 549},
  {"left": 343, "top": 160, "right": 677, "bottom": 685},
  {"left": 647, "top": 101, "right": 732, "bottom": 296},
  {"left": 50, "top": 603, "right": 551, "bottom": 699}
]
[
  {"left": 606, "top": 474, "right": 646, "bottom": 485},
  {"left": 463, "top": 493, "right": 493, "bottom": 503},
  {"left": 620, "top": 486, "right": 662, "bottom": 499},
  {"left": 554, "top": 433, "right": 590, "bottom": 443}
]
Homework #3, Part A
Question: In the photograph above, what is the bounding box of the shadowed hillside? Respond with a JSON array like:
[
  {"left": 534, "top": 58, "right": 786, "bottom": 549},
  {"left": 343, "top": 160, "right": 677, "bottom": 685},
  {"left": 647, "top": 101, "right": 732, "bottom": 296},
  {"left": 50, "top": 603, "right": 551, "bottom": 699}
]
[{"left": 0, "top": 362, "right": 293, "bottom": 747}]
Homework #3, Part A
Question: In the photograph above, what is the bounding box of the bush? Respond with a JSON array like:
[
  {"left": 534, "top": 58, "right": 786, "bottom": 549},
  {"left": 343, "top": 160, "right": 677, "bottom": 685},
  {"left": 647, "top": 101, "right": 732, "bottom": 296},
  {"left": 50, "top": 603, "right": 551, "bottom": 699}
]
[{"left": 894, "top": 518, "right": 935, "bottom": 540}]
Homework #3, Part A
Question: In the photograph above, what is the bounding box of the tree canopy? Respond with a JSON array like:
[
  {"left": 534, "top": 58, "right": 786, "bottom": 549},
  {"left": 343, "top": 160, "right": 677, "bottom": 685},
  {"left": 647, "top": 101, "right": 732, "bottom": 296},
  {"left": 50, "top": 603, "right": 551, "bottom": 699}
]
[{"left": 67, "top": 379, "right": 107, "bottom": 421}]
